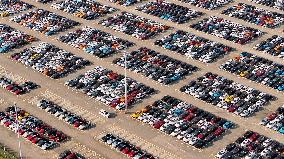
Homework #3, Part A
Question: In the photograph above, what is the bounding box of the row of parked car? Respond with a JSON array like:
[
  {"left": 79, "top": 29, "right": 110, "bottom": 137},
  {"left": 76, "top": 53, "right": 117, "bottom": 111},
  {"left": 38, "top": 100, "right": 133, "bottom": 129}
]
[
  {"left": 10, "top": 42, "right": 91, "bottom": 79},
  {"left": 0, "top": 106, "right": 68, "bottom": 150},
  {"left": 108, "top": 0, "right": 143, "bottom": 6},
  {"left": 136, "top": 1, "right": 203, "bottom": 24},
  {"left": 113, "top": 47, "right": 198, "bottom": 85},
  {"left": 191, "top": 16, "right": 264, "bottom": 45},
  {"left": 251, "top": 0, "right": 284, "bottom": 11},
  {"left": 58, "top": 26, "right": 134, "bottom": 58},
  {"left": 10, "top": 9, "right": 79, "bottom": 36},
  {"left": 260, "top": 105, "right": 284, "bottom": 134},
  {"left": 99, "top": 12, "right": 170, "bottom": 40},
  {"left": 59, "top": 150, "right": 84, "bottom": 159},
  {"left": 101, "top": 133, "right": 158, "bottom": 158},
  {"left": 220, "top": 52, "right": 284, "bottom": 91},
  {"left": 65, "top": 66, "right": 156, "bottom": 110},
  {"left": 216, "top": 130, "right": 284, "bottom": 159},
  {"left": 37, "top": 99, "right": 91, "bottom": 130},
  {"left": 131, "top": 95, "right": 235, "bottom": 149},
  {"left": 0, "top": 24, "right": 36, "bottom": 53},
  {"left": 36, "top": 0, "right": 54, "bottom": 3},
  {"left": 178, "top": 0, "right": 233, "bottom": 10},
  {"left": 180, "top": 72, "right": 275, "bottom": 117},
  {"left": 254, "top": 35, "right": 284, "bottom": 60},
  {"left": 222, "top": 3, "right": 284, "bottom": 28},
  {"left": 154, "top": 30, "right": 232, "bottom": 63},
  {"left": 51, "top": 0, "right": 117, "bottom": 20},
  {"left": 0, "top": 76, "right": 38, "bottom": 95},
  {"left": 0, "top": 0, "right": 33, "bottom": 17}
]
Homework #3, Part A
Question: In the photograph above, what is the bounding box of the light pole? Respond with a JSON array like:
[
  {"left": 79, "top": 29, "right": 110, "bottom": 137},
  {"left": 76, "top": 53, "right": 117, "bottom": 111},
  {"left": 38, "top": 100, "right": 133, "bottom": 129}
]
[
  {"left": 14, "top": 103, "right": 22, "bottom": 159},
  {"left": 124, "top": 51, "right": 128, "bottom": 114}
]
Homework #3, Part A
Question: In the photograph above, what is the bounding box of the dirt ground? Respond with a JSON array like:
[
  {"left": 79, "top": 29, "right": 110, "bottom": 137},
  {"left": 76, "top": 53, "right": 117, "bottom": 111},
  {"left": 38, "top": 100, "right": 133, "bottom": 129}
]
[{"left": 0, "top": 0, "right": 283, "bottom": 159}]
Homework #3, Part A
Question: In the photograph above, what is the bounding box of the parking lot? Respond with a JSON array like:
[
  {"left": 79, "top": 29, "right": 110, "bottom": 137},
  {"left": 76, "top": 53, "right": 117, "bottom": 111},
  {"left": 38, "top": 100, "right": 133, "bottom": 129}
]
[{"left": 0, "top": 0, "right": 284, "bottom": 159}]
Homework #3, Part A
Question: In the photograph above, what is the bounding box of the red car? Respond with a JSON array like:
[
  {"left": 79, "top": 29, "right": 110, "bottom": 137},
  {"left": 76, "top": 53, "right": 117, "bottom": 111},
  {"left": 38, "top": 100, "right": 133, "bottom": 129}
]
[
  {"left": 111, "top": 100, "right": 119, "bottom": 107},
  {"left": 249, "top": 133, "right": 259, "bottom": 141},
  {"left": 4, "top": 121, "right": 11, "bottom": 127},
  {"left": 14, "top": 89, "right": 23, "bottom": 95},
  {"left": 39, "top": 128, "right": 45, "bottom": 134},
  {"left": 211, "top": 117, "right": 221, "bottom": 124},
  {"left": 247, "top": 144, "right": 256, "bottom": 151},
  {"left": 197, "top": 133, "right": 205, "bottom": 139},
  {"left": 18, "top": 129, "right": 26, "bottom": 135},
  {"left": 122, "top": 147, "right": 130, "bottom": 154},
  {"left": 228, "top": 105, "right": 237, "bottom": 112},
  {"left": 32, "top": 137, "right": 39, "bottom": 144},
  {"left": 27, "top": 135, "right": 36, "bottom": 141},
  {"left": 130, "top": 90, "right": 139, "bottom": 97},
  {"left": 184, "top": 113, "right": 195, "bottom": 121},
  {"left": 6, "top": 85, "right": 14, "bottom": 91},
  {"left": 153, "top": 120, "right": 165, "bottom": 129},
  {"left": 267, "top": 113, "right": 277, "bottom": 120},
  {"left": 74, "top": 121, "right": 82, "bottom": 128},
  {"left": 187, "top": 107, "right": 197, "bottom": 113},
  {"left": 214, "top": 127, "right": 224, "bottom": 136},
  {"left": 65, "top": 153, "right": 77, "bottom": 159},
  {"left": 107, "top": 72, "right": 118, "bottom": 80},
  {"left": 128, "top": 148, "right": 139, "bottom": 157}
]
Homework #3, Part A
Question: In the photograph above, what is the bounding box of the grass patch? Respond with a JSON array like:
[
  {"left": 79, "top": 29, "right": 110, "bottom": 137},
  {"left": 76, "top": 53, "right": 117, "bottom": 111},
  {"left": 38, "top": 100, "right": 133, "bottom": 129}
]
[{"left": 0, "top": 145, "right": 18, "bottom": 159}]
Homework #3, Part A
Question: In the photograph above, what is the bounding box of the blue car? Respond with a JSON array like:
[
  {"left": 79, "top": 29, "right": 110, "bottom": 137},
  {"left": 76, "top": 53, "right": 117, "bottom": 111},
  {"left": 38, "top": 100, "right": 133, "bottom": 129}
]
[
  {"left": 278, "top": 85, "right": 284, "bottom": 91},
  {"left": 172, "top": 34, "right": 181, "bottom": 40},
  {"left": 0, "top": 45, "right": 9, "bottom": 53},
  {"left": 275, "top": 70, "right": 283, "bottom": 76},
  {"left": 170, "top": 74, "right": 181, "bottom": 81},
  {"left": 213, "top": 92, "right": 222, "bottom": 97},
  {"left": 173, "top": 109, "right": 184, "bottom": 117},
  {"left": 45, "top": 30, "right": 55, "bottom": 36},
  {"left": 279, "top": 127, "right": 284, "bottom": 134},
  {"left": 223, "top": 121, "right": 234, "bottom": 129},
  {"left": 240, "top": 52, "right": 249, "bottom": 57},
  {"left": 164, "top": 44, "right": 172, "bottom": 49},
  {"left": 85, "top": 47, "right": 95, "bottom": 54}
]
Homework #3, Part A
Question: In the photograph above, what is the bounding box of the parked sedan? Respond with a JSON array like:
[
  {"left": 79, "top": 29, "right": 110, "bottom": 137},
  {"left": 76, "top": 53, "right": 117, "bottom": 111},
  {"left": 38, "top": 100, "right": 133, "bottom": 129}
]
[
  {"left": 65, "top": 66, "right": 156, "bottom": 110},
  {"left": 11, "top": 9, "right": 79, "bottom": 36},
  {"left": 101, "top": 133, "right": 158, "bottom": 158},
  {"left": 58, "top": 26, "right": 134, "bottom": 58},
  {"left": 11, "top": 42, "right": 91, "bottom": 79},
  {"left": 37, "top": 99, "right": 91, "bottom": 130},
  {"left": 99, "top": 12, "right": 170, "bottom": 40},
  {"left": 191, "top": 16, "right": 263, "bottom": 45},
  {"left": 136, "top": 1, "right": 203, "bottom": 24},
  {"left": 51, "top": 0, "right": 117, "bottom": 20},
  {"left": 0, "top": 0, "right": 33, "bottom": 17},
  {"left": 0, "top": 24, "right": 35, "bottom": 53},
  {"left": 113, "top": 47, "right": 198, "bottom": 85},
  {"left": 180, "top": 72, "right": 274, "bottom": 117},
  {"left": 221, "top": 52, "right": 284, "bottom": 92},
  {"left": 222, "top": 3, "right": 284, "bottom": 28},
  {"left": 132, "top": 95, "right": 235, "bottom": 149},
  {"left": 216, "top": 131, "right": 284, "bottom": 158}
]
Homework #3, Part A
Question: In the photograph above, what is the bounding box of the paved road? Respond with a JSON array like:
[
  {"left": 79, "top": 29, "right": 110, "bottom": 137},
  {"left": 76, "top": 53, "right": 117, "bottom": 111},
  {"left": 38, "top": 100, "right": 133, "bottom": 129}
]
[{"left": 0, "top": 0, "right": 284, "bottom": 159}]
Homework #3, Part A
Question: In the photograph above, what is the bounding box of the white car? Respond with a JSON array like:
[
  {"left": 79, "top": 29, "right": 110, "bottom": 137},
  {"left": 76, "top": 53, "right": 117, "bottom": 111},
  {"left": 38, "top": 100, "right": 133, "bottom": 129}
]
[
  {"left": 241, "top": 139, "right": 251, "bottom": 147},
  {"left": 41, "top": 141, "right": 55, "bottom": 150},
  {"left": 99, "top": 109, "right": 110, "bottom": 118},
  {"left": 177, "top": 133, "right": 186, "bottom": 140},
  {"left": 183, "top": 134, "right": 194, "bottom": 142},
  {"left": 170, "top": 128, "right": 181, "bottom": 137},
  {"left": 188, "top": 137, "right": 199, "bottom": 145},
  {"left": 216, "top": 149, "right": 228, "bottom": 158},
  {"left": 262, "top": 139, "right": 272, "bottom": 147},
  {"left": 244, "top": 152, "right": 257, "bottom": 159}
]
